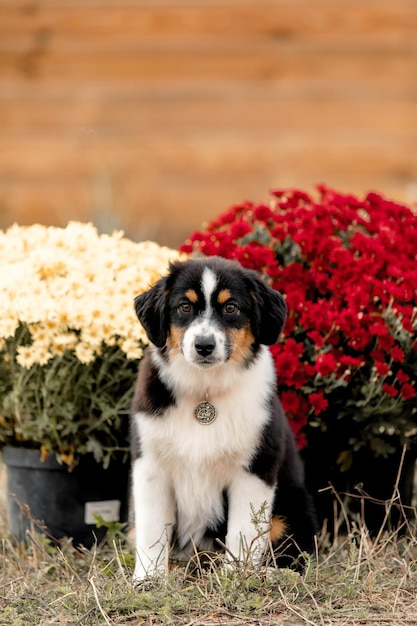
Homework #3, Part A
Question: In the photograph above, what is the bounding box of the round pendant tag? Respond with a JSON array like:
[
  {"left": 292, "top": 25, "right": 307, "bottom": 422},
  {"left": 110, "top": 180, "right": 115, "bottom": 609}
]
[{"left": 194, "top": 401, "right": 217, "bottom": 425}]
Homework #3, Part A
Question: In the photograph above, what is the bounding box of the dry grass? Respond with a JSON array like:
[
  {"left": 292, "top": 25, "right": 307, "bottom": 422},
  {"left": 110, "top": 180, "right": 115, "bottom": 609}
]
[{"left": 1, "top": 463, "right": 417, "bottom": 626}]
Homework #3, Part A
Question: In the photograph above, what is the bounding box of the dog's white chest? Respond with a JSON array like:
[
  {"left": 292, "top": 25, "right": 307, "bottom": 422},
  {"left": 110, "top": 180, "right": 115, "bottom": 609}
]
[
  {"left": 135, "top": 382, "right": 271, "bottom": 548},
  {"left": 169, "top": 452, "right": 233, "bottom": 548},
  {"left": 133, "top": 346, "right": 277, "bottom": 552},
  {"left": 139, "top": 387, "right": 267, "bottom": 465}
]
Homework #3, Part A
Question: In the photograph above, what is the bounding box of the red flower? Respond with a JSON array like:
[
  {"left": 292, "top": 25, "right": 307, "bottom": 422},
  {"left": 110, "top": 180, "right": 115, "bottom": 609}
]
[
  {"left": 375, "top": 362, "right": 390, "bottom": 376},
  {"left": 234, "top": 243, "right": 276, "bottom": 270},
  {"left": 230, "top": 221, "right": 252, "bottom": 240},
  {"left": 181, "top": 186, "right": 417, "bottom": 452},
  {"left": 391, "top": 346, "right": 405, "bottom": 362},
  {"left": 401, "top": 384, "right": 415, "bottom": 400},
  {"left": 315, "top": 353, "right": 338, "bottom": 377},
  {"left": 309, "top": 392, "right": 329, "bottom": 415},
  {"left": 396, "top": 370, "right": 410, "bottom": 384},
  {"left": 370, "top": 348, "right": 386, "bottom": 363},
  {"left": 382, "top": 383, "right": 399, "bottom": 398},
  {"left": 254, "top": 204, "right": 274, "bottom": 222},
  {"left": 307, "top": 330, "right": 324, "bottom": 348},
  {"left": 339, "top": 355, "right": 363, "bottom": 368}
]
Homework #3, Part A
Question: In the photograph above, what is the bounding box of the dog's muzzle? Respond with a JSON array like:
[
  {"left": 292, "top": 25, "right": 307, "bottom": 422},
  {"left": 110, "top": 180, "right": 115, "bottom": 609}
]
[{"left": 182, "top": 322, "right": 227, "bottom": 367}]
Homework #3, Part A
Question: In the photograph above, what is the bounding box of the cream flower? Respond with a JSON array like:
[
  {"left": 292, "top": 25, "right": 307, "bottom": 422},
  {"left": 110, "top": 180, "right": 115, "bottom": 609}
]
[{"left": 0, "top": 222, "right": 184, "bottom": 367}]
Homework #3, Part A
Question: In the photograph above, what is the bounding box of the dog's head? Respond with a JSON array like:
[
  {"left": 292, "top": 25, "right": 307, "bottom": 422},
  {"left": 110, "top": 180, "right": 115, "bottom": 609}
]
[{"left": 134, "top": 257, "right": 287, "bottom": 369}]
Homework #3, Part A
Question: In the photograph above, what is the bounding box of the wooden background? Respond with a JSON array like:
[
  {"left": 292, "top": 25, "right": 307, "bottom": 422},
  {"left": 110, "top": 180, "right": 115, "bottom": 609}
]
[{"left": 0, "top": 0, "right": 416, "bottom": 248}]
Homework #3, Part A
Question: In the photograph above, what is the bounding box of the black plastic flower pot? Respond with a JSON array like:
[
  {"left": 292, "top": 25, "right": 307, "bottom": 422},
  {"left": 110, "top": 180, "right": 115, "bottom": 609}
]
[{"left": 2, "top": 446, "right": 130, "bottom": 548}]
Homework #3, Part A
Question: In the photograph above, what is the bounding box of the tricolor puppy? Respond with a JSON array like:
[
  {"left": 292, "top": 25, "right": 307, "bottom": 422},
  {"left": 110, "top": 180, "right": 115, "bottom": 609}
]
[{"left": 131, "top": 257, "right": 317, "bottom": 581}]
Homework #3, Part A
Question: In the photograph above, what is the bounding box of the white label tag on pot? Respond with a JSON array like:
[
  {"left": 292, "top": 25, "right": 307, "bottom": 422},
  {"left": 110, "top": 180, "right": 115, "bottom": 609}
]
[{"left": 84, "top": 500, "right": 121, "bottom": 525}]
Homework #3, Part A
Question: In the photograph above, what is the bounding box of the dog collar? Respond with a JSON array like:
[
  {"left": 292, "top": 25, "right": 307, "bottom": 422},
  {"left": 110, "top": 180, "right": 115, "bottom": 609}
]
[{"left": 194, "top": 400, "right": 217, "bottom": 425}]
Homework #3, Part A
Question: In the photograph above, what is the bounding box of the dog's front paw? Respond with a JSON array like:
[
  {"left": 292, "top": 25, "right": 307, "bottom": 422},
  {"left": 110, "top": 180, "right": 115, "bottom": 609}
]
[
  {"left": 132, "top": 558, "right": 167, "bottom": 586},
  {"left": 132, "top": 574, "right": 158, "bottom": 591},
  {"left": 132, "top": 564, "right": 148, "bottom": 586},
  {"left": 132, "top": 566, "right": 162, "bottom": 590}
]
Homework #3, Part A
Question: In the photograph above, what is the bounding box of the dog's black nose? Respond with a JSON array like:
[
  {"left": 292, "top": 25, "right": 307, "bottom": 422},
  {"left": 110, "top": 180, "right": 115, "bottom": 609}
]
[{"left": 194, "top": 335, "right": 216, "bottom": 357}]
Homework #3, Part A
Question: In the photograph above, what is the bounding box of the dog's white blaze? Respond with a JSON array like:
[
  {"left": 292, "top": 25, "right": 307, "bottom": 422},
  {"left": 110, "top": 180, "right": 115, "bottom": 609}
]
[
  {"left": 201, "top": 267, "right": 217, "bottom": 315},
  {"left": 133, "top": 345, "right": 276, "bottom": 573}
]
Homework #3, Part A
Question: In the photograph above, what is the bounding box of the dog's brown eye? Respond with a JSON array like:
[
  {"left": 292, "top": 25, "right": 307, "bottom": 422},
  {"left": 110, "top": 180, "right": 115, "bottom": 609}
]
[
  {"left": 224, "top": 303, "right": 238, "bottom": 315},
  {"left": 179, "top": 302, "right": 192, "bottom": 314}
]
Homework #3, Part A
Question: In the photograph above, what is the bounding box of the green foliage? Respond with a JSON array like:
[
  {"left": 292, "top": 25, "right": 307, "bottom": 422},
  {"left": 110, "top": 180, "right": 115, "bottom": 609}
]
[
  {"left": 0, "top": 338, "right": 138, "bottom": 467},
  {"left": 93, "top": 514, "right": 128, "bottom": 543}
]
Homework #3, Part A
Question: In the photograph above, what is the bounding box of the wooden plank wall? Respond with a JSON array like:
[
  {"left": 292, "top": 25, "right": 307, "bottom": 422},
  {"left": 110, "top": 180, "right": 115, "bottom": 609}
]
[{"left": 0, "top": 0, "right": 416, "bottom": 247}]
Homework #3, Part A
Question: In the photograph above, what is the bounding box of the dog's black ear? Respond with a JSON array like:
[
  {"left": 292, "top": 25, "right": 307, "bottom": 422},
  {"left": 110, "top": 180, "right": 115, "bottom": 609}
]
[
  {"left": 134, "top": 276, "right": 170, "bottom": 348},
  {"left": 248, "top": 275, "right": 287, "bottom": 345}
]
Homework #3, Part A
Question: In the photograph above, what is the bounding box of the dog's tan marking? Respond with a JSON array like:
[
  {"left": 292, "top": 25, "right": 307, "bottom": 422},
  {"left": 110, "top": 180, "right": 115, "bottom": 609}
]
[
  {"left": 270, "top": 516, "right": 287, "bottom": 543},
  {"left": 229, "top": 324, "right": 255, "bottom": 364},
  {"left": 167, "top": 325, "right": 185, "bottom": 352},
  {"left": 185, "top": 289, "right": 198, "bottom": 303},
  {"left": 217, "top": 289, "right": 232, "bottom": 305}
]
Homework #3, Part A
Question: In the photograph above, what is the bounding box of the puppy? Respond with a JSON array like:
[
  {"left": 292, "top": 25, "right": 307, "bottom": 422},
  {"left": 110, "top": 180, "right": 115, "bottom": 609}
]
[{"left": 131, "top": 257, "right": 317, "bottom": 580}]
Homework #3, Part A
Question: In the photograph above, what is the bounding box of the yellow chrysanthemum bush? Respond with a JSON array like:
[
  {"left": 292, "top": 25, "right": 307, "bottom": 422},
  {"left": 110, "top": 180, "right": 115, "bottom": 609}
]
[{"left": 0, "top": 222, "right": 183, "bottom": 468}]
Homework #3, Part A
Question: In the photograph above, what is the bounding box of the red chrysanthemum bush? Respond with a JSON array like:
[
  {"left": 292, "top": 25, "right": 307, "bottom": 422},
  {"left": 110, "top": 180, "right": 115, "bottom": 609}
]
[{"left": 181, "top": 187, "right": 417, "bottom": 470}]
